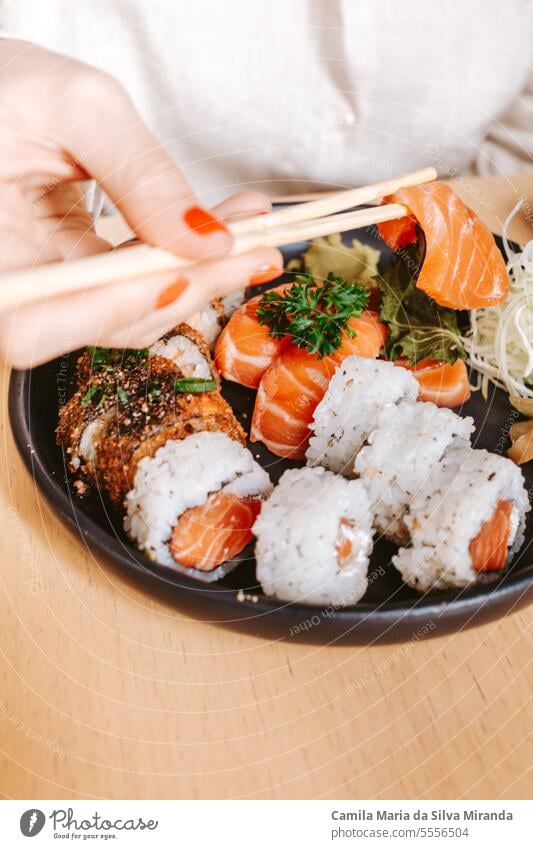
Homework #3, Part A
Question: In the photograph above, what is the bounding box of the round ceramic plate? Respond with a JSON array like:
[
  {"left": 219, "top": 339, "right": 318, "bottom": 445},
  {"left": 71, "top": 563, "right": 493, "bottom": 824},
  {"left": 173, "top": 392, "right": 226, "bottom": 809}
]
[{"left": 8, "top": 231, "right": 533, "bottom": 644}]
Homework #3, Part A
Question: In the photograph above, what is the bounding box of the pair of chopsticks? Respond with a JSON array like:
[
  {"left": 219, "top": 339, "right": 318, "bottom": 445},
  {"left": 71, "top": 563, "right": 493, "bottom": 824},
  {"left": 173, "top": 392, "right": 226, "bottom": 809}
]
[{"left": 0, "top": 167, "right": 436, "bottom": 311}]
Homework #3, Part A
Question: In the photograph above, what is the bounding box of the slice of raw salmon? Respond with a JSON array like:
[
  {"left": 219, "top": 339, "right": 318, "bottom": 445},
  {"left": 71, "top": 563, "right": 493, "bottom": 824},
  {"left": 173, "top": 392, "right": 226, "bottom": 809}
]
[
  {"left": 214, "top": 295, "right": 289, "bottom": 388},
  {"left": 470, "top": 500, "right": 513, "bottom": 572},
  {"left": 378, "top": 183, "right": 508, "bottom": 309},
  {"left": 251, "top": 312, "right": 387, "bottom": 458},
  {"left": 170, "top": 491, "right": 261, "bottom": 571},
  {"left": 398, "top": 358, "right": 471, "bottom": 408}
]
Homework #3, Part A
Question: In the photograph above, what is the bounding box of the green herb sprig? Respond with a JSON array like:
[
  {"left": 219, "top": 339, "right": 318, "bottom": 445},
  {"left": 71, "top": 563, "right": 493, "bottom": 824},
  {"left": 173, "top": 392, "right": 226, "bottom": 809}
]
[
  {"left": 378, "top": 241, "right": 465, "bottom": 364},
  {"left": 256, "top": 271, "right": 369, "bottom": 358},
  {"left": 81, "top": 385, "right": 105, "bottom": 407},
  {"left": 87, "top": 346, "right": 149, "bottom": 372},
  {"left": 173, "top": 377, "right": 217, "bottom": 394}
]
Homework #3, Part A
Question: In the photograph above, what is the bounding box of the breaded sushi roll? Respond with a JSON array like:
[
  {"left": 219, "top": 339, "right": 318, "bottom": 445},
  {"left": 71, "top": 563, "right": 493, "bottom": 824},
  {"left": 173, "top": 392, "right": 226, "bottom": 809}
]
[
  {"left": 59, "top": 357, "right": 243, "bottom": 502},
  {"left": 57, "top": 358, "right": 152, "bottom": 476},
  {"left": 254, "top": 467, "right": 373, "bottom": 606},
  {"left": 75, "top": 346, "right": 148, "bottom": 385},
  {"left": 148, "top": 323, "right": 220, "bottom": 385},
  {"left": 125, "top": 432, "right": 271, "bottom": 580},
  {"left": 355, "top": 401, "right": 474, "bottom": 543},
  {"left": 75, "top": 324, "right": 217, "bottom": 386},
  {"left": 92, "top": 360, "right": 244, "bottom": 504},
  {"left": 306, "top": 356, "right": 419, "bottom": 474},
  {"left": 393, "top": 448, "right": 530, "bottom": 592}
]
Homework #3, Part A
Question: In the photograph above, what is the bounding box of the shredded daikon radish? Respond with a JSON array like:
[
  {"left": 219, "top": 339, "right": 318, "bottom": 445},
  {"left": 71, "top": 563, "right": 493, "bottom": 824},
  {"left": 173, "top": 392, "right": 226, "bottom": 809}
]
[{"left": 464, "top": 199, "right": 533, "bottom": 401}]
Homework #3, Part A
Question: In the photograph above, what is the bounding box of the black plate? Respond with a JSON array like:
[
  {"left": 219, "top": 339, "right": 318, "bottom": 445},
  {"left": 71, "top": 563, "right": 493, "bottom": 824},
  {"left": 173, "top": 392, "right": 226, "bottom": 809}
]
[{"left": 8, "top": 231, "right": 533, "bottom": 644}]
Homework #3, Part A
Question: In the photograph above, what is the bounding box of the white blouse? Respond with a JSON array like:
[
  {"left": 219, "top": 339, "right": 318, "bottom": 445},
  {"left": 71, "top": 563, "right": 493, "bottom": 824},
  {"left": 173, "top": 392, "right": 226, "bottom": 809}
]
[{"left": 1, "top": 0, "right": 532, "bottom": 201}]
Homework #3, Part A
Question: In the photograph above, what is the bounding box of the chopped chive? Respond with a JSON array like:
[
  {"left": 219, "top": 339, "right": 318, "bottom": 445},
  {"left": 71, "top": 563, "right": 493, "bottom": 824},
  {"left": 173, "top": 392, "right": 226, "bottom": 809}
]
[
  {"left": 173, "top": 377, "right": 217, "bottom": 394},
  {"left": 81, "top": 385, "right": 102, "bottom": 406},
  {"left": 147, "top": 381, "right": 162, "bottom": 400}
]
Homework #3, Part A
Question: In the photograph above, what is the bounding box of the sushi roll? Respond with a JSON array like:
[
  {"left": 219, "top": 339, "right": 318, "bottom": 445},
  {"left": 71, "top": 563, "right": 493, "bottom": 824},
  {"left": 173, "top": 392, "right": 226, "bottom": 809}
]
[
  {"left": 148, "top": 324, "right": 219, "bottom": 384},
  {"left": 75, "top": 324, "right": 217, "bottom": 386},
  {"left": 57, "top": 358, "right": 152, "bottom": 475},
  {"left": 254, "top": 467, "right": 373, "bottom": 606},
  {"left": 354, "top": 401, "right": 474, "bottom": 543},
  {"left": 58, "top": 356, "right": 244, "bottom": 502},
  {"left": 125, "top": 431, "right": 271, "bottom": 580},
  {"left": 90, "top": 360, "right": 244, "bottom": 504},
  {"left": 393, "top": 447, "right": 530, "bottom": 592},
  {"left": 188, "top": 291, "right": 246, "bottom": 349},
  {"left": 306, "top": 356, "right": 419, "bottom": 474},
  {"left": 75, "top": 345, "right": 149, "bottom": 386}
]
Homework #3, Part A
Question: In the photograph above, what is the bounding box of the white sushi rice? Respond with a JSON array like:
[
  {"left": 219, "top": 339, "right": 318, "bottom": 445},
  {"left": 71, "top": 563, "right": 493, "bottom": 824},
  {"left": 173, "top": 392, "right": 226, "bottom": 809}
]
[
  {"left": 187, "top": 304, "right": 222, "bottom": 348},
  {"left": 124, "top": 431, "right": 272, "bottom": 569},
  {"left": 355, "top": 401, "right": 474, "bottom": 543},
  {"left": 393, "top": 447, "right": 530, "bottom": 591},
  {"left": 187, "top": 292, "right": 245, "bottom": 348},
  {"left": 77, "top": 410, "right": 114, "bottom": 471},
  {"left": 254, "top": 466, "right": 373, "bottom": 606},
  {"left": 149, "top": 333, "right": 212, "bottom": 379},
  {"left": 306, "top": 356, "right": 419, "bottom": 474}
]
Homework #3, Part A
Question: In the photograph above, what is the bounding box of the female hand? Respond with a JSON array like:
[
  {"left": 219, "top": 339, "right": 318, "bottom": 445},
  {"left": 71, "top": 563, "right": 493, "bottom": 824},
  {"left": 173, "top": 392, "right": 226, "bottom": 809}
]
[{"left": 0, "top": 39, "right": 282, "bottom": 368}]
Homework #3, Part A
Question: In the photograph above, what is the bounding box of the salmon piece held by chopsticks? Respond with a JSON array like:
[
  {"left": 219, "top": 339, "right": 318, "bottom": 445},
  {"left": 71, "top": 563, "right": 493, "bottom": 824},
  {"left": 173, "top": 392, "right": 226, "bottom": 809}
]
[{"left": 379, "top": 182, "right": 509, "bottom": 309}]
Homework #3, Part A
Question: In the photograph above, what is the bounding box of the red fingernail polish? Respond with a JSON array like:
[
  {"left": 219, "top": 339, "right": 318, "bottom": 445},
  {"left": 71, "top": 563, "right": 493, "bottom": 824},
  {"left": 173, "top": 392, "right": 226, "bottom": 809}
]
[
  {"left": 156, "top": 278, "right": 188, "bottom": 309},
  {"left": 249, "top": 265, "right": 283, "bottom": 286},
  {"left": 183, "top": 206, "right": 228, "bottom": 236}
]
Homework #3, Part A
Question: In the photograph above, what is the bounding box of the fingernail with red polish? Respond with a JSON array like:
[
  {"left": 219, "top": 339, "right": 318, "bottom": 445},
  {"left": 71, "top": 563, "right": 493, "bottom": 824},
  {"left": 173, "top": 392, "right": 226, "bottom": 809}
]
[
  {"left": 184, "top": 206, "right": 229, "bottom": 236},
  {"left": 156, "top": 277, "right": 188, "bottom": 309},
  {"left": 249, "top": 265, "right": 283, "bottom": 286}
]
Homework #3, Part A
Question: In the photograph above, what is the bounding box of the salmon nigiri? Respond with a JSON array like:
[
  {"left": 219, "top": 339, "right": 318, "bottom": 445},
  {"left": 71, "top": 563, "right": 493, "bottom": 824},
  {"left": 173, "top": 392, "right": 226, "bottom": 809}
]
[
  {"left": 214, "top": 289, "right": 288, "bottom": 389},
  {"left": 397, "top": 357, "right": 471, "bottom": 408},
  {"left": 378, "top": 182, "right": 508, "bottom": 309},
  {"left": 251, "top": 312, "right": 387, "bottom": 458}
]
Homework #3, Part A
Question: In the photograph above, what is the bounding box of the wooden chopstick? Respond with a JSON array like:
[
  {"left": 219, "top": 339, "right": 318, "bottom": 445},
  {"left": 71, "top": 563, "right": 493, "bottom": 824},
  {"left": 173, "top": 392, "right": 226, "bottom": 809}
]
[
  {"left": 232, "top": 203, "right": 408, "bottom": 252},
  {"left": 230, "top": 166, "right": 436, "bottom": 235},
  {"left": 0, "top": 203, "right": 409, "bottom": 311},
  {"left": 0, "top": 167, "right": 435, "bottom": 312}
]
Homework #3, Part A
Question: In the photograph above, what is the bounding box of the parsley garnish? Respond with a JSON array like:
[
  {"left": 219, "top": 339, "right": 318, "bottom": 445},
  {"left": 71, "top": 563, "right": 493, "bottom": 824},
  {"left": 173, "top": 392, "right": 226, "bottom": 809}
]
[
  {"left": 256, "top": 271, "right": 369, "bottom": 358},
  {"left": 117, "top": 387, "right": 129, "bottom": 405}
]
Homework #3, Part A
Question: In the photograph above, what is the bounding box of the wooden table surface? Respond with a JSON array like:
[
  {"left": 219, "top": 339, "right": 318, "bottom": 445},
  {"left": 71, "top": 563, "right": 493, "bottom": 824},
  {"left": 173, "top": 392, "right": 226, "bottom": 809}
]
[{"left": 1, "top": 173, "right": 532, "bottom": 801}]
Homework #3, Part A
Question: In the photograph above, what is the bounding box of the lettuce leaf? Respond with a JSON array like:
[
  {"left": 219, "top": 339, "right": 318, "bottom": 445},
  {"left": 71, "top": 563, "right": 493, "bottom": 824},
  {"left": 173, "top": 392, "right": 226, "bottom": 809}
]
[{"left": 378, "top": 241, "right": 465, "bottom": 364}]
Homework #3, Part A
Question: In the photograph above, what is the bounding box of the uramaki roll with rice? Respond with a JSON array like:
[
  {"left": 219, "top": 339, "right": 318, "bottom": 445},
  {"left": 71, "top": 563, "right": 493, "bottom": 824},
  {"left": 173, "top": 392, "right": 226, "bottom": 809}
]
[
  {"left": 306, "top": 356, "right": 419, "bottom": 474},
  {"left": 125, "top": 431, "right": 272, "bottom": 580},
  {"left": 253, "top": 466, "right": 373, "bottom": 606},
  {"left": 393, "top": 447, "right": 530, "bottom": 591},
  {"left": 354, "top": 401, "right": 474, "bottom": 543},
  {"left": 89, "top": 360, "right": 244, "bottom": 505}
]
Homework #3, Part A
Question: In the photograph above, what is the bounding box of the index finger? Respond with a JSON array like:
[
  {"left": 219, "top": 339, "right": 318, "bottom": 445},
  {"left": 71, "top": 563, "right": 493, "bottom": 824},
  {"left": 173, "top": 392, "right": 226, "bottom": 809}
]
[{"left": 60, "top": 68, "right": 232, "bottom": 260}]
